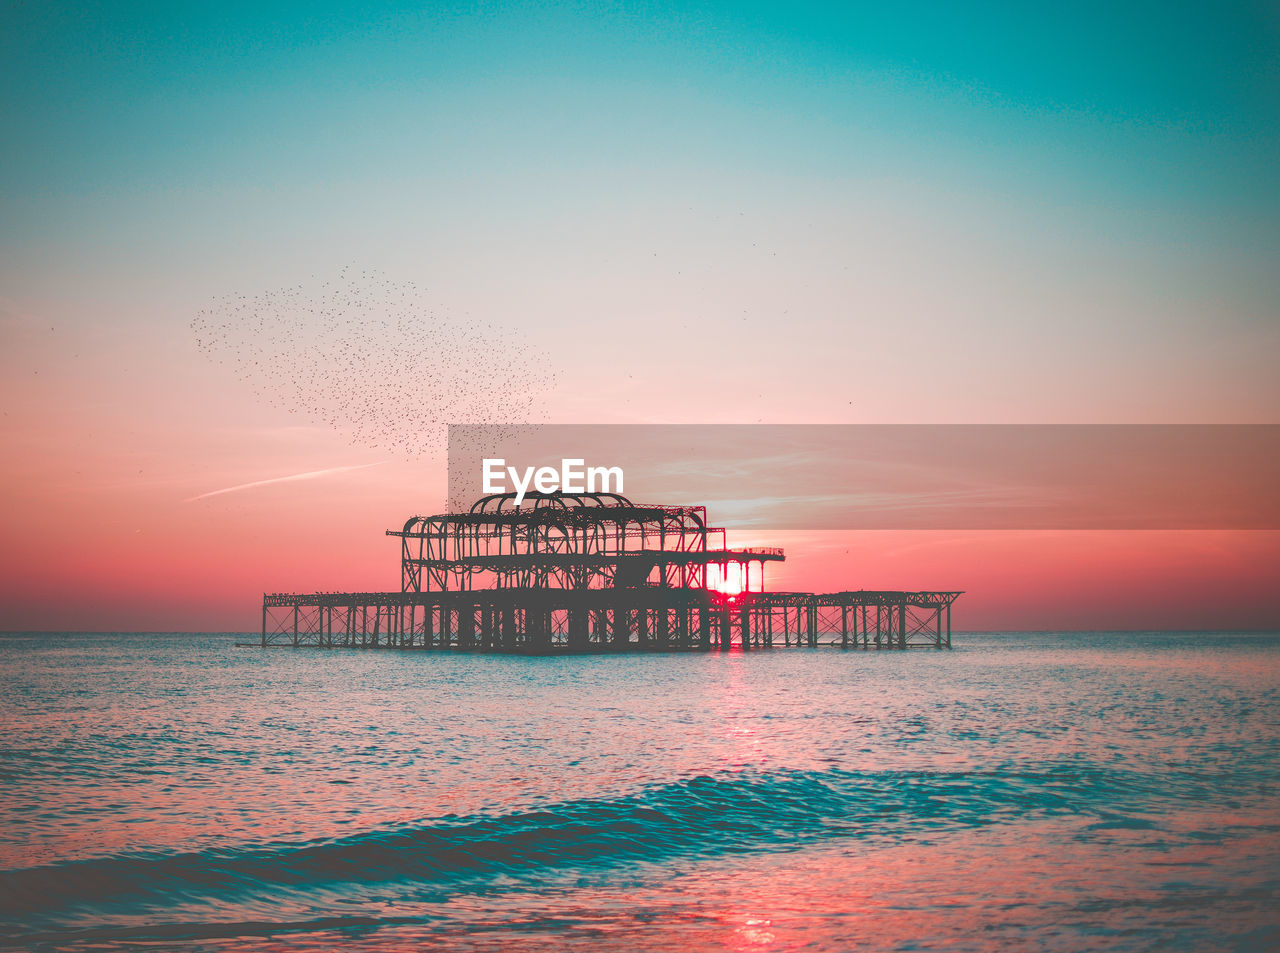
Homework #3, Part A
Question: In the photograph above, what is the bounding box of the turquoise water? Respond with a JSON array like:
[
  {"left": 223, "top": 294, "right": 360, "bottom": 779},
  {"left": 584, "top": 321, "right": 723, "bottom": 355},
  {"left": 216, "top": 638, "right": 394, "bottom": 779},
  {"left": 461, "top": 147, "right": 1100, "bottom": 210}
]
[{"left": 1, "top": 632, "right": 1277, "bottom": 951}]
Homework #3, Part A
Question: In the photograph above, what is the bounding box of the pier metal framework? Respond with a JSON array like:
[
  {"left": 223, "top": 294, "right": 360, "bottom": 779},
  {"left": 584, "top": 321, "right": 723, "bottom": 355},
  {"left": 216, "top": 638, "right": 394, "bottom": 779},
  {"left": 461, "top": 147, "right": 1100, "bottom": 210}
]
[{"left": 261, "top": 492, "right": 961, "bottom": 653}]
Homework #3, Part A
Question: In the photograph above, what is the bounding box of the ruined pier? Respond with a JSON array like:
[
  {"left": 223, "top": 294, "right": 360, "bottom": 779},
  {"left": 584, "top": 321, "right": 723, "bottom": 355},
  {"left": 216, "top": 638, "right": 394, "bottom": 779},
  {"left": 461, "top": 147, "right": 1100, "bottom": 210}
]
[{"left": 260, "top": 492, "right": 961, "bottom": 652}]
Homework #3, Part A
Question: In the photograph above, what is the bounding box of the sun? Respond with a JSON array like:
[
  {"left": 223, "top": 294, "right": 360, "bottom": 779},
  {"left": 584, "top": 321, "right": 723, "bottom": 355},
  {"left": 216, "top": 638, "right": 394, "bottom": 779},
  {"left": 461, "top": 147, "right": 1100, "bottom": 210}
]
[{"left": 706, "top": 562, "right": 745, "bottom": 596}]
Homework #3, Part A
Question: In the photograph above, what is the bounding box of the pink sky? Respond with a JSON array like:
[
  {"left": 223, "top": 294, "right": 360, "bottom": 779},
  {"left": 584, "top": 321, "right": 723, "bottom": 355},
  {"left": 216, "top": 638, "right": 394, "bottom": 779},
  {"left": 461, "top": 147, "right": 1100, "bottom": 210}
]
[
  {"left": 3, "top": 161, "right": 1278, "bottom": 634},
  {"left": 2, "top": 290, "right": 1276, "bottom": 632}
]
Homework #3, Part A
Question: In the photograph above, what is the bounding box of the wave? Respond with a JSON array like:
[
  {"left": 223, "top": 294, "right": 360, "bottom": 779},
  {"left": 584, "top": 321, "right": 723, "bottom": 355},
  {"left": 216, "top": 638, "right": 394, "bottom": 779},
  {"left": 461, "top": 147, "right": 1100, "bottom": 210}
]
[
  {"left": 0, "top": 763, "right": 1163, "bottom": 939},
  {"left": 6, "top": 914, "right": 425, "bottom": 949}
]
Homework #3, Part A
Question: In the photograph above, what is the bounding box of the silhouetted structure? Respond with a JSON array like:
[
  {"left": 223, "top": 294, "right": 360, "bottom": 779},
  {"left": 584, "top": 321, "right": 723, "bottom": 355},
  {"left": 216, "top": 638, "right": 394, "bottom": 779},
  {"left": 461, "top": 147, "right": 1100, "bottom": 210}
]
[{"left": 260, "top": 492, "right": 961, "bottom": 652}]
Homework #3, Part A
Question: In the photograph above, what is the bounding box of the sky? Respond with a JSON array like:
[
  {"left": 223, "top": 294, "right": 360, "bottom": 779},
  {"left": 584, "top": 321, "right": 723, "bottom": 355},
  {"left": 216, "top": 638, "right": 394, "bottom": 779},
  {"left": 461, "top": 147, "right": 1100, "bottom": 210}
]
[{"left": 2, "top": 0, "right": 1278, "bottom": 630}]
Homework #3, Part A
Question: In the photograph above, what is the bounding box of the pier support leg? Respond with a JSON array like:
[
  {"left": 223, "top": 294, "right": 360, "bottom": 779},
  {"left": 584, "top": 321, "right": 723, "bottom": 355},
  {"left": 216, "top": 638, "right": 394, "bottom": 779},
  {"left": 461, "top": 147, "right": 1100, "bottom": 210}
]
[
  {"left": 460, "top": 606, "right": 474, "bottom": 650},
  {"left": 503, "top": 606, "right": 516, "bottom": 651},
  {"left": 619, "top": 605, "right": 632, "bottom": 649}
]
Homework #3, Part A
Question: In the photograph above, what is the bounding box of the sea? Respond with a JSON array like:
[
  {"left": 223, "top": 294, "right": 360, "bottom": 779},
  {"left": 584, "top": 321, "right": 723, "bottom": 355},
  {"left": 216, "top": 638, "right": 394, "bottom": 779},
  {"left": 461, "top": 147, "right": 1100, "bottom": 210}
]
[{"left": 1, "top": 631, "right": 1277, "bottom": 952}]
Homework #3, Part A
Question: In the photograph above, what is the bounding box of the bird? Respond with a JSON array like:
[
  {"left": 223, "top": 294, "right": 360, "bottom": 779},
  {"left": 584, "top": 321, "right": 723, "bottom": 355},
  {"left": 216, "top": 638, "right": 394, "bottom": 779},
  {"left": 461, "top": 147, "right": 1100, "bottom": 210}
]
[{"left": 190, "top": 267, "right": 562, "bottom": 458}]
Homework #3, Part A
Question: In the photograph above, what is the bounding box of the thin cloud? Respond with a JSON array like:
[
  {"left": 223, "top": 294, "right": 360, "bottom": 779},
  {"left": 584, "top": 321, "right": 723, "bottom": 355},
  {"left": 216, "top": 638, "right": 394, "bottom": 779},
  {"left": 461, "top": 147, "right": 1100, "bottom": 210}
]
[{"left": 185, "top": 462, "right": 386, "bottom": 502}]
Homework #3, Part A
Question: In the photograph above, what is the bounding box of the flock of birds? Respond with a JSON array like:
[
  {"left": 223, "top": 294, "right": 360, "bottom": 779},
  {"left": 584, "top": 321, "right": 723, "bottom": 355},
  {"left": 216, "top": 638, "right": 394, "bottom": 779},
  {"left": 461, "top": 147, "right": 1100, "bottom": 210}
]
[{"left": 191, "top": 268, "right": 559, "bottom": 456}]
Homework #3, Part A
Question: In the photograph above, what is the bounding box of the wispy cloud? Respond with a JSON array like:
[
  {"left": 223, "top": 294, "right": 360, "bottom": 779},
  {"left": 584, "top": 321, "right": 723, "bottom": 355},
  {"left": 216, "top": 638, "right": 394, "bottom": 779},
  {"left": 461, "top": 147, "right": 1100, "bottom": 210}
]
[{"left": 185, "top": 462, "right": 386, "bottom": 502}]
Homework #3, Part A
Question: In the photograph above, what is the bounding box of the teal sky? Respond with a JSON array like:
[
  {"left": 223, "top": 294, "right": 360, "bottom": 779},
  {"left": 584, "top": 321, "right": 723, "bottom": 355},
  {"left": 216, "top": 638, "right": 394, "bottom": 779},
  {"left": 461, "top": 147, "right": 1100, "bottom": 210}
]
[
  {"left": 3, "top": 0, "right": 1278, "bottom": 423},
  {"left": 5, "top": 2, "right": 1278, "bottom": 204},
  {"left": 5, "top": 2, "right": 1278, "bottom": 284}
]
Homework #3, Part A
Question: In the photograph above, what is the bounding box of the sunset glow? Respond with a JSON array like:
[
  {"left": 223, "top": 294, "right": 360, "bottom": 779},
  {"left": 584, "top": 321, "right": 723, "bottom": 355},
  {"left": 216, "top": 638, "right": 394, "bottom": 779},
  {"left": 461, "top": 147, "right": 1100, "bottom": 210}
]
[{"left": 707, "top": 562, "right": 746, "bottom": 596}]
